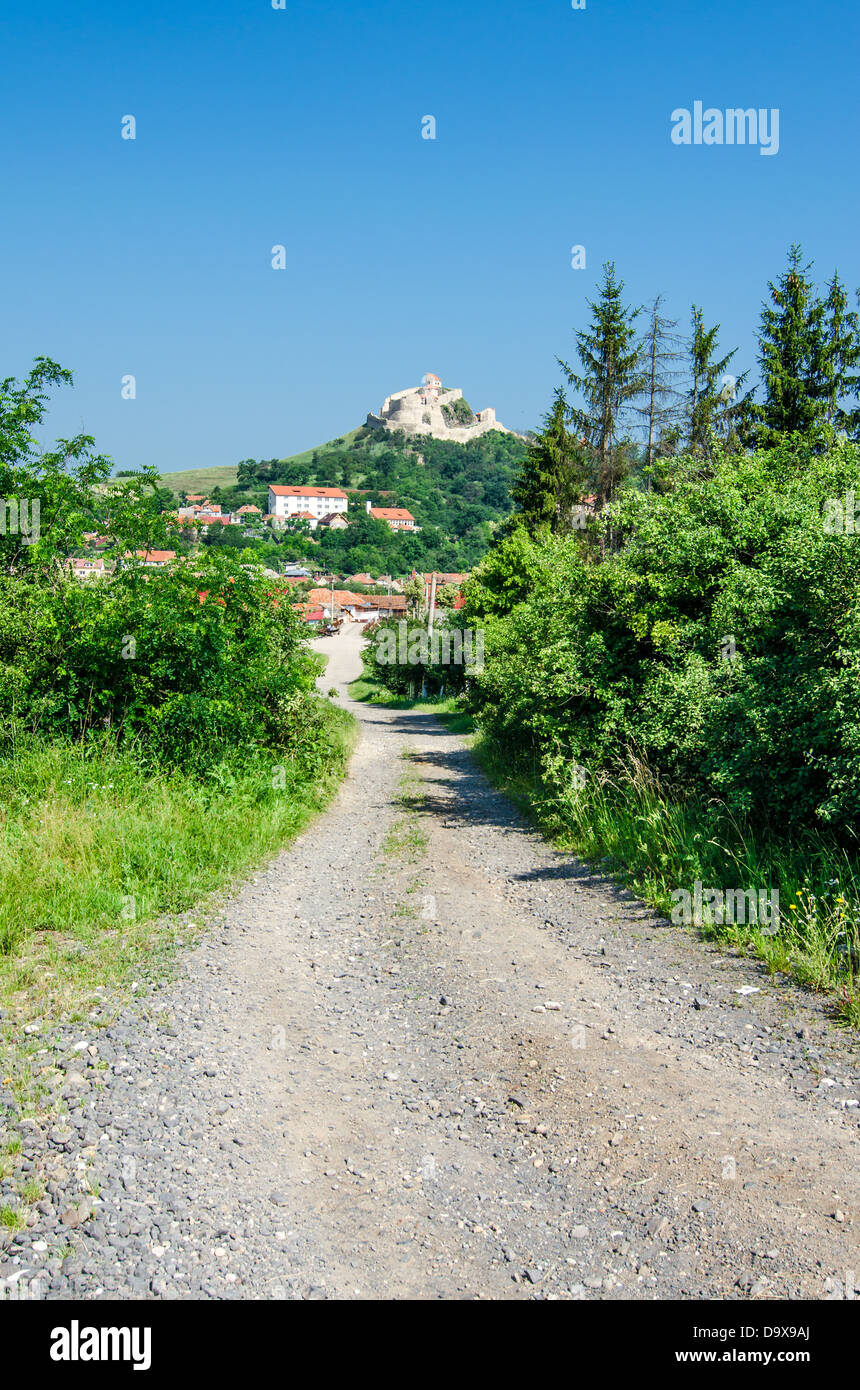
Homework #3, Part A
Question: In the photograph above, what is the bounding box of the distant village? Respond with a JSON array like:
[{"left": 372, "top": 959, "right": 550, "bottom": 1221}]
[{"left": 65, "top": 480, "right": 467, "bottom": 628}]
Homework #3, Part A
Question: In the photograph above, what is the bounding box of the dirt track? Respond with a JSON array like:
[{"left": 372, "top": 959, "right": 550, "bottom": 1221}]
[{"left": 9, "top": 623, "right": 859, "bottom": 1300}]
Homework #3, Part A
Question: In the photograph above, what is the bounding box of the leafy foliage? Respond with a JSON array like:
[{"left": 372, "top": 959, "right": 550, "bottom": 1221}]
[{"left": 465, "top": 439, "right": 860, "bottom": 838}]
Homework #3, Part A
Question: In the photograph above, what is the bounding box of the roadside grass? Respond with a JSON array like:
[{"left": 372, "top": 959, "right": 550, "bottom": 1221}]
[
  {"left": 0, "top": 706, "right": 356, "bottom": 1028},
  {"left": 474, "top": 739, "right": 860, "bottom": 1027},
  {"left": 353, "top": 666, "right": 860, "bottom": 1022}
]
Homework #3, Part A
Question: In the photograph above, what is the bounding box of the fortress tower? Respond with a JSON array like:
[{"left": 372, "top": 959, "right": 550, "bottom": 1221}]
[{"left": 367, "top": 373, "right": 515, "bottom": 443}]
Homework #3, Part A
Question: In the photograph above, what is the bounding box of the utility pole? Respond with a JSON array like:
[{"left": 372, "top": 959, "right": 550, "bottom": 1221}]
[{"left": 428, "top": 572, "right": 437, "bottom": 637}]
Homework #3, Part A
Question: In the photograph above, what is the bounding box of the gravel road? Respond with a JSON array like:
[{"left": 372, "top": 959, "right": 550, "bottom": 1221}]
[{"left": 3, "top": 623, "right": 859, "bottom": 1300}]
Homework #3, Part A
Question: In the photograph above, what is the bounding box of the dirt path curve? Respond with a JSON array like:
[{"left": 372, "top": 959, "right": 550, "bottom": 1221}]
[{"left": 35, "top": 625, "right": 860, "bottom": 1299}]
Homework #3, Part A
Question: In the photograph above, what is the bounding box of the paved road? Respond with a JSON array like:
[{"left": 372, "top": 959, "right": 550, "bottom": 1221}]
[{"left": 12, "top": 622, "right": 859, "bottom": 1300}]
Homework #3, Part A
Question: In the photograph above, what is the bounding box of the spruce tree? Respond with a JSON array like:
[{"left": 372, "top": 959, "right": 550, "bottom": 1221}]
[
  {"left": 821, "top": 272, "right": 860, "bottom": 437},
  {"left": 510, "top": 387, "right": 590, "bottom": 535},
  {"left": 746, "top": 245, "right": 828, "bottom": 446},
  {"left": 559, "top": 262, "right": 643, "bottom": 506},
  {"left": 687, "top": 306, "right": 746, "bottom": 458}
]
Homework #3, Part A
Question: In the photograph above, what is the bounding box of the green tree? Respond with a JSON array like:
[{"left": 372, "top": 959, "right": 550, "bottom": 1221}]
[
  {"left": 821, "top": 272, "right": 860, "bottom": 436},
  {"left": 510, "top": 388, "right": 590, "bottom": 535},
  {"left": 403, "top": 574, "right": 425, "bottom": 615},
  {"left": 0, "top": 357, "right": 112, "bottom": 572},
  {"left": 744, "top": 245, "right": 833, "bottom": 447},
  {"left": 687, "top": 307, "right": 746, "bottom": 459},
  {"left": 559, "top": 262, "right": 643, "bottom": 506}
]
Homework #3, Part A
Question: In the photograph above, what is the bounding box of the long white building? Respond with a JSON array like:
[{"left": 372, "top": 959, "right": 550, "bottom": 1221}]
[{"left": 267, "top": 485, "right": 349, "bottom": 521}]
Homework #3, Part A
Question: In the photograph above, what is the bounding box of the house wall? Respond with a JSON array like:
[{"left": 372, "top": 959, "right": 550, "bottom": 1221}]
[{"left": 268, "top": 490, "right": 348, "bottom": 519}]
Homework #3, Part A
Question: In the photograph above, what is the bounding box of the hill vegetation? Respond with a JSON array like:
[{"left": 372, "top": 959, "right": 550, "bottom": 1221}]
[{"left": 159, "top": 424, "right": 528, "bottom": 575}]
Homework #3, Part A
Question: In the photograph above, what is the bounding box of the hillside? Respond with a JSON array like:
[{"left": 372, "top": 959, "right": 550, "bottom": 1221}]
[
  {"left": 157, "top": 463, "right": 239, "bottom": 494},
  {"left": 158, "top": 423, "right": 528, "bottom": 574}
]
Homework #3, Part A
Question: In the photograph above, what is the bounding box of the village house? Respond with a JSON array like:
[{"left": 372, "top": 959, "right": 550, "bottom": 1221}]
[
  {"left": 267, "top": 485, "right": 349, "bottom": 523},
  {"left": 66, "top": 556, "right": 106, "bottom": 579},
  {"left": 307, "top": 588, "right": 379, "bottom": 622},
  {"left": 375, "top": 594, "right": 408, "bottom": 616},
  {"left": 366, "top": 502, "right": 419, "bottom": 531},
  {"left": 315, "top": 511, "right": 349, "bottom": 531},
  {"left": 177, "top": 500, "right": 239, "bottom": 530},
  {"left": 132, "top": 549, "right": 176, "bottom": 568},
  {"left": 291, "top": 602, "right": 326, "bottom": 627}
]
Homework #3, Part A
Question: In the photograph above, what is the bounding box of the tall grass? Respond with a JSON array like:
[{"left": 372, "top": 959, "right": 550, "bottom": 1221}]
[
  {"left": 0, "top": 708, "right": 355, "bottom": 1017},
  {"left": 476, "top": 738, "right": 860, "bottom": 1025}
]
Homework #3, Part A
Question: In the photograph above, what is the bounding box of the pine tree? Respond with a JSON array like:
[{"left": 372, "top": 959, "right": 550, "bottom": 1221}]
[
  {"left": 559, "top": 262, "right": 643, "bottom": 506},
  {"left": 687, "top": 306, "right": 746, "bottom": 458},
  {"left": 510, "top": 387, "right": 590, "bottom": 536},
  {"left": 821, "top": 272, "right": 860, "bottom": 437},
  {"left": 635, "top": 294, "right": 684, "bottom": 483},
  {"left": 746, "top": 245, "right": 828, "bottom": 446}
]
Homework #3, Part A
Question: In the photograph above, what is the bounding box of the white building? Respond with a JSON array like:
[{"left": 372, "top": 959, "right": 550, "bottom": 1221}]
[{"left": 268, "top": 486, "right": 348, "bottom": 522}]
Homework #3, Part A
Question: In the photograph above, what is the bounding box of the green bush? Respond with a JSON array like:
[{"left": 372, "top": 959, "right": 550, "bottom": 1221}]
[
  {"left": 1, "top": 550, "right": 319, "bottom": 767},
  {"left": 466, "top": 438, "right": 860, "bottom": 838}
]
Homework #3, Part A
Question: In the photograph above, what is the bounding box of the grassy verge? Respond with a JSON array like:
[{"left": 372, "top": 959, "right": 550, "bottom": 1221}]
[
  {"left": 0, "top": 703, "right": 356, "bottom": 1027},
  {"left": 474, "top": 739, "right": 860, "bottom": 1026},
  {"left": 350, "top": 672, "right": 860, "bottom": 1023}
]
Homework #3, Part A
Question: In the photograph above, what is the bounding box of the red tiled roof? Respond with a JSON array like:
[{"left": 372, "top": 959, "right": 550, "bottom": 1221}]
[
  {"left": 369, "top": 507, "right": 415, "bottom": 521},
  {"left": 308, "top": 588, "right": 376, "bottom": 609},
  {"left": 268, "top": 486, "right": 348, "bottom": 498}
]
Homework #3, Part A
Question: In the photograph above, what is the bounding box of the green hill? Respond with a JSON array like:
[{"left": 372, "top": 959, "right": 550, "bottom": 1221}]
[
  {"left": 157, "top": 464, "right": 238, "bottom": 494},
  {"left": 158, "top": 423, "right": 528, "bottom": 574}
]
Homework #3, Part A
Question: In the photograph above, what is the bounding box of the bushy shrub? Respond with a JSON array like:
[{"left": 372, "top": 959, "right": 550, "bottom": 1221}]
[
  {"left": 466, "top": 439, "right": 860, "bottom": 837},
  {"left": 2, "top": 550, "right": 321, "bottom": 768},
  {"left": 360, "top": 615, "right": 473, "bottom": 698}
]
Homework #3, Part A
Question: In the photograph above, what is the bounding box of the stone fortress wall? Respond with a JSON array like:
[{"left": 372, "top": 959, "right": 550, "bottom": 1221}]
[{"left": 366, "top": 379, "right": 513, "bottom": 443}]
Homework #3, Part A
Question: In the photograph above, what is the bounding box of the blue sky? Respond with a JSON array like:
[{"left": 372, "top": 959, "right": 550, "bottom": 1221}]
[{"left": 2, "top": 0, "right": 858, "bottom": 473}]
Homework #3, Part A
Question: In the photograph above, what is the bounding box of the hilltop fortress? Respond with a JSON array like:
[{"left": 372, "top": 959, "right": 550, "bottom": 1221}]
[{"left": 367, "top": 372, "right": 516, "bottom": 443}]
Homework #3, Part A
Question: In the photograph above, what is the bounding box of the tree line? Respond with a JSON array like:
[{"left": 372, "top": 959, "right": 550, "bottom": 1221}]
[{"left": 514, "top": 245, "right": 860, "bottom": 532}]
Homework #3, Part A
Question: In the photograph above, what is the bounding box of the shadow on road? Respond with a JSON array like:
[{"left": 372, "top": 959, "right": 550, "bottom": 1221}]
[{"left": 368, "top": 702, "right": 643, "bottom": 909}]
